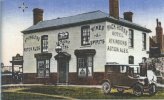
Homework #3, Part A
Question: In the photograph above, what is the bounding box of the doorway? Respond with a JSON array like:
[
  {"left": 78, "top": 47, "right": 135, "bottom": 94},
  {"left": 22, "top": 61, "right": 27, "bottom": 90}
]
[
  {"left": 58, "top": 60, "right": 68, "bottom": 83},
  {"left": 55, "top": 52, "right": 71, "bottom": 84}
]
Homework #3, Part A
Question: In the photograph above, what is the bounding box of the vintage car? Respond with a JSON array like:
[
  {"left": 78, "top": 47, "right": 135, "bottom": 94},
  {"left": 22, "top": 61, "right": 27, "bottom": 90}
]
[{"left": 101, "top": 64, "right": 157, "bottom": 96}]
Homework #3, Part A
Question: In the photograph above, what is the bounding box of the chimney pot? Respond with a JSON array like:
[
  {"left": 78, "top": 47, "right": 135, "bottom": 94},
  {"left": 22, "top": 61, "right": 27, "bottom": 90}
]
[
  {"left": 33, "top": 8, "right": 44, "bottom": 25},
  {"left": 109, "top": 0, "right": 119, "bottom": 19},
  {"left": 156, "top": 19, "right": 159, "bottom": 27},
  {"left": 123, "top": 12, "right": 133, "bottom": 22}
]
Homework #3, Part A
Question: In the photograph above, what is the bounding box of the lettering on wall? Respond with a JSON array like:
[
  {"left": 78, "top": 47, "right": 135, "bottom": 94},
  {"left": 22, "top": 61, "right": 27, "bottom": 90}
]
[
  {"left": 24, "top": 46, "right": 41, "bottom": 52},
  {"left": 24, "top": 35, "right": 41, "bottom": 52},
  {"left": 25, "top": 35, "right": 40, "bottom": 43},
  {"left": 107, "top": 23, "right": 128, "bottom": 53},
  {"left": 90, "top": 39, "right": 105, "bottom": 45},
  {"left": 107, "top": 46, "right": 128, "bottom": 53},
  {"left": 108, "top": 39, "right": 127, "bottom": 46},
  {"left": 107, "top": 24, "right": 128, "bottom": 35},
  {"left": 91, "top": 25, "right": 104, "bottom": 38}
]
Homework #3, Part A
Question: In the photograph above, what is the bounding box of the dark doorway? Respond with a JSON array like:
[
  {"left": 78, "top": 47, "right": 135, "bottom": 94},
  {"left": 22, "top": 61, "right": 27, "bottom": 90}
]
[
  {"left": 58, "top": 60, "right": 68, "bottom": 83},
  {"left": 55, "top": 52, "right": 71, "bottom": 84}
]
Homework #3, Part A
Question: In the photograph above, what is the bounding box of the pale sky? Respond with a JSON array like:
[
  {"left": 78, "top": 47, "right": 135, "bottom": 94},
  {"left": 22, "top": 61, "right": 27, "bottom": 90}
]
[{"left": 1, "top": 0, "right": 164, "bottom": 66}]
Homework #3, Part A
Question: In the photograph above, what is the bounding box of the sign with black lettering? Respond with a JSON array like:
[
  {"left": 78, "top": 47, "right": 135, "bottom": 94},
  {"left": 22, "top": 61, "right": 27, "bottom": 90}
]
[
  {"left": 58, "top": 32, "right": 69, "bottom": 40},
  {"left": 107, "top": 23, "right": 128, "bottom": 53},
  {"left": 25, "top": 35, "right": 40, "bottom": 43}
]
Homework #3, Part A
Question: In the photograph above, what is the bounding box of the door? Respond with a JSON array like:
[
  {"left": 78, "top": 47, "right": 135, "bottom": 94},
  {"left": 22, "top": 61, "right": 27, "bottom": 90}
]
[{"left": 58, "top": 60, "right": 68, "bottom": 83}]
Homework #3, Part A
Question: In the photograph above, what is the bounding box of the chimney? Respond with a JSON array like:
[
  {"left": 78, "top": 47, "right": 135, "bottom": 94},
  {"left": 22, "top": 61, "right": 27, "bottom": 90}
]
[
  {"left": 156, "top": 19, "right": 163, "bottom": 50},
  {"left": 33, "top": 8, "right": 44, "bottom": 25},
  {"left": 123, "top": 12, "right": 133, "bottom": 22},
  {"left": 109, "top": 0, "right": 119, "bottom": 18}
]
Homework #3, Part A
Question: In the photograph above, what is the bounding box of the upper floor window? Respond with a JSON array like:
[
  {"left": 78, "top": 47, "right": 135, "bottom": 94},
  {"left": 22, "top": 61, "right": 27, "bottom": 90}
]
[
  {"left": 142, "top": 33, "right": 146, "bottom": 50},
  {"left": 129, "top": 56, "right": 134, "bottom": 64},
  {"left": 81, "top": 26, "right": 90, "bottom": 46},
  {"left": 41, "top": 35, "right": 48, "bottom": 52},
  {"left": 129, "top": 29, "right": 134, "bottom": 48}
]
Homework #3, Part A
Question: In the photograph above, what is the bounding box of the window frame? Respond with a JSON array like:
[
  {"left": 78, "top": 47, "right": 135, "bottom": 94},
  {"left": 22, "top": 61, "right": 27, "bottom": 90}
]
[
  {"left": 142, "top": 33, "right": 146, "bottom": 50},
  {"left": 129, "top": 56, "right": 134, "bottom": 64},
  {"left": 129, "top": 29, "right": 134, "bottom": 48},
  {"left": 37, "top": 59, "right": 50, "bottom": 78},
  {"left": 41, "top": 35, "right": 48, "bottom": 53},
  {"left": 81, "top": 25, "right": 90, "bottom": 46},
  {"left": 77, "top": 55, "right": 93, "bottom": 77}
]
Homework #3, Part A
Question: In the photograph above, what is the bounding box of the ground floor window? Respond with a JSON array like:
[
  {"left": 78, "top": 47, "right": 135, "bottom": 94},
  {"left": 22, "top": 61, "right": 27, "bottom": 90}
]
[
  {"left": 77, "top": 56, "right": 93, "bottom": 77},
  {"left": 34, "top": 53, "right": 52, "bottom": 78},
  {"left": 75, "top": 49, "right": 96, "bottom": 78},
  {"left": 37, "top": 59, "right": 50, "bottom": 78},
  {"left": 129, "top": 56, "right": 134, "bottom": 64}
]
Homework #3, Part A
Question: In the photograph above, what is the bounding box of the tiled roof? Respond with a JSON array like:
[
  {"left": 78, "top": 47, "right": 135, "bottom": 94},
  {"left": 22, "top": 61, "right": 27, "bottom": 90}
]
[{"left": 22, "top": 10, "right": 151, "bottom": 33}]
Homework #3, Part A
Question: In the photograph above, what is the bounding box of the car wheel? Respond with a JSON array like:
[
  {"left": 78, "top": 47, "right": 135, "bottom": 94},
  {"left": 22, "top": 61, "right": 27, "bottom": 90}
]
[
  {"left": 133, "top": 84, "right": 143, "bottom": 96},
  {"left": 117, "top": 88, "right": 124, "bottom": 94},
  {"left": 102, "top": 81, "right": 111, "bottom": 94},
  {"left": 149, "top": 84, "right": 157, "bottom": 96}
]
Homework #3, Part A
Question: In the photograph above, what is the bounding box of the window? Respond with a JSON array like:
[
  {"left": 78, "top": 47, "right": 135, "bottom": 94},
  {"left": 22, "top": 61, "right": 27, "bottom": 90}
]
[
  {"left": 37, "top": 59, "right": 50, "bottom": 78},
  {"left": 142, "top": 33, "right": 146, "bottom": 50},
  {"left": 129, "top": 29, "right": 134, "bottom": 48},
  {"left": 41, "top": 35, "right": 48, "bottom": 52},
  {"left": 81, "top": 26, "right": 90, "bottom": 46},
  {"left": 77, "top": 56, "right": 93, "bottom": 77},
  {"left": 120, "top": 66, "right": 127, "bottom": 73},
  {"left": 129, "top": 56, "right": 134, "bottom": 64}
]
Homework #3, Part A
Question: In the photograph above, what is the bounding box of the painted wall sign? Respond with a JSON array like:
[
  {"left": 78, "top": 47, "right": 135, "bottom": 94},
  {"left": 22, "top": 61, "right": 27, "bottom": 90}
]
[
  {"left": 107, "top": 46, "right": 128, "bottom": 53},
  {"left": 91, "top": 25, "right": 105, "bottom": 38},
  {"left": 25, "top": 35, "right": 40, "bottom": 43},
  {"left": 57, "top": 32, "right": 70, "bottom": 51},
  {"left": 108, "top": 38, "right": 127, "bottom": 46},
  {"left": 107, "top": 23, "right": 128, "bottom": 53},
  {"left": 90, "top": 39, "right": 105, "bottom": 45},
  {"left": 107, "top": 24, "right": 128, "bottom": 35},
  {"left": 24, "top": 46, "right": 40, "bottom": 52},
  {"left": 58, "top": 40, "right": 70, "bottom": 50},
  {"left": 58, "top": 32, "right": 69, "bottom": 40},
  {"left": 91, "top": 25, "right": 104, "bottom": 32}
]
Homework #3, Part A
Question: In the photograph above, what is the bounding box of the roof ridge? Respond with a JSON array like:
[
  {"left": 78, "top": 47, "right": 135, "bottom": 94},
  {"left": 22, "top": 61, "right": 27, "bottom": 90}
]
[{"left": 42, "top": 10, "right": 106, "bottom": 22}]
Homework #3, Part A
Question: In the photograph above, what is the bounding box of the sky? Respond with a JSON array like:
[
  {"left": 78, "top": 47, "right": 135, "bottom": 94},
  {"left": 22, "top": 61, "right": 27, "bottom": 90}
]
[{"left": 1, "top": 0, "right": 164, "bottom": 66}]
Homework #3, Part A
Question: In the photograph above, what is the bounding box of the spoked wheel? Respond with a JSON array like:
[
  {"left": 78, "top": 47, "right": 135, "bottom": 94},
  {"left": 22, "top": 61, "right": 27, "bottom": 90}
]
[
  {"left": 117, "top": 88, "right": 124, "bottom": 94},
  {"left": 133, "top": 84, "right": 143, "bottom": 96},
  {"left": 149, "top": 84, "right": 157, "bottom": 96},
  {"left": 102, "top": 81, "right": 111, "bottom": 94}
]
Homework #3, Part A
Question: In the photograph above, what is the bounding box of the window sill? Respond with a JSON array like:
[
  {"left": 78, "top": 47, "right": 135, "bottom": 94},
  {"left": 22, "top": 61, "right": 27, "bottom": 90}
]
[{"left": 80, "top": 45, "right": 91, "bottom": 48}]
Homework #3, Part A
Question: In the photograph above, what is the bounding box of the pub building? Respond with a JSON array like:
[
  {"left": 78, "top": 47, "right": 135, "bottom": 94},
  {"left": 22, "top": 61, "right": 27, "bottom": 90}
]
[{"left": 22, "top": 0, "right": 151, "bottom": 85}]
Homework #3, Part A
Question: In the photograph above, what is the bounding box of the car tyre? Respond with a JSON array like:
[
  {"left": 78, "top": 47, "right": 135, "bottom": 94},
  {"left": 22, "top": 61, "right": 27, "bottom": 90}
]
[
  {"left": 133, "top": 84, "right": 143, "bottom": 96},
  {"left": 102, "top": 81, "right": 111, "bottom": 94},
  {"left": 149, "top": 84, "right": 157, "bottom": 96}
]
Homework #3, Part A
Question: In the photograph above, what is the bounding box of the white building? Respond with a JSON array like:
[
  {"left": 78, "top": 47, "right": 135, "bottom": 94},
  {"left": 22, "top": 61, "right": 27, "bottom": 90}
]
[{"left": 22, "top": 0, "right": 151, "bottom": 84}]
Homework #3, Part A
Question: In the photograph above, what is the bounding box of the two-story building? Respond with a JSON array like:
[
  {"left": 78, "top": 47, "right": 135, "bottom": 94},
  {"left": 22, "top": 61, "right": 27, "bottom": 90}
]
[{"left": 22, "top": 0, "right": 151, "bottom": 85}]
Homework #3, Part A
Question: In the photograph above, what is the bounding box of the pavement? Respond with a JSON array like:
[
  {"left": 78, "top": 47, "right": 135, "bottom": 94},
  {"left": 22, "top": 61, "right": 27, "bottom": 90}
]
[{"left": 1, "top": 83, "right": 164, "bottom": 88}]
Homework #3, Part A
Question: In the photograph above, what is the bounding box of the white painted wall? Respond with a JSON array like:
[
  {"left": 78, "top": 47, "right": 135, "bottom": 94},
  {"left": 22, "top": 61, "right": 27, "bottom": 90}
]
[
  {"left": 23, "top": 22, "right": 107, "bottom": 73},
  {"left": 23, "top": 21, "right": 149, "bottom": 74},
  {"left": 106, "top": 22, "right": 149, "bottom": 65}
]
